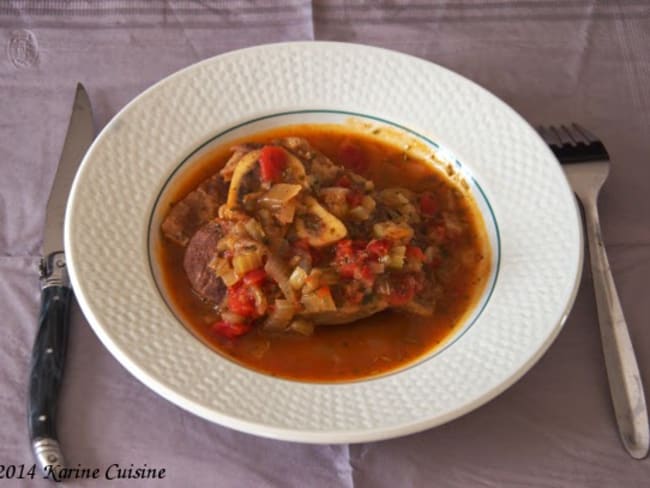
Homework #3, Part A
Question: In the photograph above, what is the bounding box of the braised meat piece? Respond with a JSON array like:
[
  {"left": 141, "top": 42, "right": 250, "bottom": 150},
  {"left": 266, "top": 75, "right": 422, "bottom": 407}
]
[
  {"left": 183, "top": 220, "right": 227, "bottom": 304},
  {"left": 161, "top": 173, "right": 227, "bottom": 246}
]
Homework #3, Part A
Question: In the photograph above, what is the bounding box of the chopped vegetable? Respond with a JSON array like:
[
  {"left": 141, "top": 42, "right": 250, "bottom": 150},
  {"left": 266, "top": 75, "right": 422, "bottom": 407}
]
[
  {"left": 373, "top": 221, "right": 414, "bottom": 242},
  {"left": 259, "top": 145, "right": 287, "bottom": 182},
  {"left": 301, "top": 285, "right": 336, "bottom": 313},
  {"left": 211, "top": 320, "right": 252, "bottom": 339},
  {"left": 264, "top": 254, "right": 296, "bottom": 302},
  {"left": 387, "top": 246, "right": 406, "bottom": 269},
  {"left": 385, "top": 274, "right": 418, "bottom": 306},
  {"left": 302, "top": 269, "right": 323, "bottom": 294},
  {"left": 289, "top": 318, "right": 315, "bottom": 336},
  {"left": 243, "top": 268, "right": 267, "bottom": 286},
  {"left": 346, "top": 190, "right": 364, "bottom": 208},
  {"left": 244, "top": 218, "right": 266, "bottom": 241},
  {"left": 348, "top": 206, "right": 371, "bottom": 221},
  {"left": 420, "top": 193, "right": 438, "bottom": 216},
  {"left": 226, "top": 282, "right": 260, "bottom": 318},
  {"left": 259, "top": 183, "right": 302, "bottom": 206},
  {"left": 221, "top": 311, "right": 246, "bottom": 324},
  {"left": 367, "top": 239, "right": 391, "bottom": 259},
  {"left": 289, "top": 266, "right": 308, "bottom": 290},
  {"left": 406, "top": 246, "right": 425, "bottom": 261},
  {"left": 263, "top": 299, "right": 295, "bottom": 331},
  {"left": 233, "top": 249, "right": 264, "bottom": 277}
]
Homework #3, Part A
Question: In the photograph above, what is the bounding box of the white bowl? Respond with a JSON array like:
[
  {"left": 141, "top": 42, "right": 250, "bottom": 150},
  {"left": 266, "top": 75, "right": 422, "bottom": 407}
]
[{"left": 65, "top": 42, "right": 582, "bottom": 443}]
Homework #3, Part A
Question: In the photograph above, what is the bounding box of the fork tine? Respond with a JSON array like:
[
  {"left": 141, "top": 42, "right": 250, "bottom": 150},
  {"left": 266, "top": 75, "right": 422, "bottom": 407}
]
[
  {"left": 560, "top": 124, "right": 577, "bottom": 144},
  {"left": 572, "top": 123, "right": 598, "bottom": 143},
  {"left": 550, "top": 125, "right": 570, "bottom": 146}
]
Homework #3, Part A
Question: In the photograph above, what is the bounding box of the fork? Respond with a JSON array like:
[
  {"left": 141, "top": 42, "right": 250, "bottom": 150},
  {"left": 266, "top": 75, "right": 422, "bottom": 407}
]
[{"left": 538, "top": 124, "right": 649, "bottom": 459}]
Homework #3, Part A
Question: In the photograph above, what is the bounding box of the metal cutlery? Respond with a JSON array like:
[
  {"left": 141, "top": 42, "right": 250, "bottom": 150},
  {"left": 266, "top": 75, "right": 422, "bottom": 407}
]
[
  {"left": 539, "top": 123, "right": 649, "bottom": 459},
  {"left": 28, "top": 83, "right": 94, "bottom": 477}
]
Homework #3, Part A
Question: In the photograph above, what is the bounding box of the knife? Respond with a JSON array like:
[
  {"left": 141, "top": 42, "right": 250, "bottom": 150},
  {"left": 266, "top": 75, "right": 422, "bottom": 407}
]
[{"left": 28, "top": 83, "right": 94, "bottom": 477}]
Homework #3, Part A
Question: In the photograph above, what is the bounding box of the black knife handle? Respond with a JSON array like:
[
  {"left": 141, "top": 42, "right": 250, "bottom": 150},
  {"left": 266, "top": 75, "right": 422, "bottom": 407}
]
[{"left": 28, "top": 252, "right": 71, "bottom": 474}]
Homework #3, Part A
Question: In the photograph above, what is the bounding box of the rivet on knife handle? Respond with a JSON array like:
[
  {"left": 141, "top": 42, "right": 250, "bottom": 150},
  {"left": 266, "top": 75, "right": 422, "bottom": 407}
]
[{"left": 28, "top": 252, "right": 72, "bottom": 476}]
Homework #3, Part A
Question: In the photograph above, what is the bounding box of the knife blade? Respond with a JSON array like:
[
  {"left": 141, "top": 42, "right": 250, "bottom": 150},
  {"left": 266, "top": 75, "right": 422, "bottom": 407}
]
[{"left": 28, "top": 83, "right": 94, "bottom": 478}]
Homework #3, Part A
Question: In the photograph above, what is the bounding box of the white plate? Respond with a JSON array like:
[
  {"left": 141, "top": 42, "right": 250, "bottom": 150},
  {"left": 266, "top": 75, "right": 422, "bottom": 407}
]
[{"left": 65, "top": 42, "right": 582, "bottom": 443}]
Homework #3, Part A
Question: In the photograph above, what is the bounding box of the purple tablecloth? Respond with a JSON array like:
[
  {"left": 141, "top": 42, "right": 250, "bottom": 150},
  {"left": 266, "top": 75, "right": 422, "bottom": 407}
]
[{"left": 2, "top": 1, "right": 650, "bottom": 486}]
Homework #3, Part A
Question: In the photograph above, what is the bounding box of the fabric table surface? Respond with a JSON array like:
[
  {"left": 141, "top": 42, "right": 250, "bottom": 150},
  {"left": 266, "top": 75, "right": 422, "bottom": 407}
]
[{"left": 2, "top": 1, "right": 650, "bottom": 486}]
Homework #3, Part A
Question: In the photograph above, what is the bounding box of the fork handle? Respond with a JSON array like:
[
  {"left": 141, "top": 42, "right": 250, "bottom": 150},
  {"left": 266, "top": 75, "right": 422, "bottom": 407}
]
[{"left": 584, "top": 201, "right": 649, "bottom": 459}]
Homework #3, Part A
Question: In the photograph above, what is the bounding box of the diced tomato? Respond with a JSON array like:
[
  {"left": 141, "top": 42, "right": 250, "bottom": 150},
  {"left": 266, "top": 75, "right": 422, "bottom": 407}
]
[
  {"left": 406, "top": 246, "right": 425, "bottom": 261},
  {"left": 335, "top": 239, "right": 378, "bottom": 285},
  {"left": 259, "top": 145, "right": 287, "bottom": 182},
  {"left": 430, "top": 223, "right": 447, "bottom": 243},
  {"left": 386, "top": 274, "right": 417, "bottom": 306},
  {"left": 243, "top": 268, "right": 266, "bottom": 286},
  {"left": 211, "top": 320, "right": 252, "bottom": 339},
  {"left": 336, "top": 175, "right": 351, "bottom": 188},
  {"left": 420, "top": 193, "right": 438, "bottom": 216},
  {"left": 226, "top": 282, "right": 258, "bottom": 317},
  {"left": 335, "top": 239, "right": 363, "bottom": 261},
  {"left": 335, "top": 239, "right": 354, "bottom": 258},
  {"left": 316, "top": 285, "right": 332, "bottom": 299},
  {"left": 355, "top": 264, "right": 375, "bottom": 287},
  {"left": 338, "top": 139, "right": 369, "bottom": 174},
  {"left": 338, "top": 263, "right": 356, "bottom": 279},
  {"left": 366, "top": 239, "right": 391, "bottom": 259},
  {"left": 346, "top": 190, "right": 364, "bottom": 208}
]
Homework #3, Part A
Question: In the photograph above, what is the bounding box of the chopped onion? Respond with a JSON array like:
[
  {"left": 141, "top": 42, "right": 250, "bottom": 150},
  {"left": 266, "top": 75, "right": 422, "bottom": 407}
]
[
  {"left": 221, "top": 311, "right": 246, "bottom": 324},
  {"left": 401, "top": 300, "right": 435, "bottom": 316},
  {"left": 259, "top": 183, "right": 302, "bottom": 206},
  {"left": 379, "top": 188, "right": 415, "bottom": 206},
  {"left": 244, "top": 218, "right": 266, "bottom": 241},
  {"left": 264, "top": 254, "right": 296, "bottom": 302},
  {"left": 276, "top": 199, "right": 297, "bottom": 224},
  {"left": 443, "top": 211, "right": 465, "bottom": 238},
  {"left": 289, "top": 318, "right": 315, "bottom": 336},
  {"left": 387, "top": 245, "right": 406, "bottom": 269},
  {"left": 221, "top": 269, "right": 239, "bottom": 287},
  {"left": 301, "top": 286, "right": 336, "bottom": 313},
  {"left": 209, "top": 256, "right": 239, "bottom": 286},
  {"left": 373, "top": 221, "right": 414, "bottom": 242},
  {"left": 319, "top": 268, "right": 339, "bottom": 285},
  {"left": 361, "top": 195, "right": 376, "bottom": 212},
  {"left": 349, "top": 206, "right": 370, "bottom": 221},
  {"left": 263, "top": 299, "right": 295, "bottom": 331},
  {"left": 289, "top": 266, "right": 308, "bottom": 290},
  {"left": 250, "top": 285, "right": 268, "bottom": 316},
  {"left": 376, "top": 276, "right": 392, "bottom": 296},
  {"left": 302, "top": 269, "right": 322, "bottom": 294},
  {"left": 233, "top": 250, "right": 264, "bottom": 276},
  {"left": 208, "top": 256, "right": 229, "bottom": 275}
]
